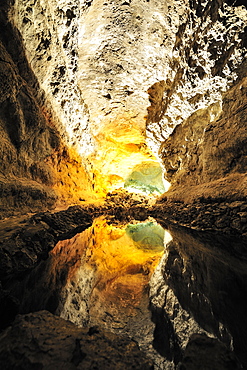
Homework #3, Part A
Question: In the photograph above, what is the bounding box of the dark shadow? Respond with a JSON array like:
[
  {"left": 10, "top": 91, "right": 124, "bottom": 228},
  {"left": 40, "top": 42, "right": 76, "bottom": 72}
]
[{"left": 151, "top": 220, "right": 247, "bottom": 368}]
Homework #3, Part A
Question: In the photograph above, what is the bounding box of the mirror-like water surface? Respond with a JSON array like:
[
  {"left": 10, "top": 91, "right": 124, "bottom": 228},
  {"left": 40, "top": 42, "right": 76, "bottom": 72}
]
[{"left": 6, "top": 217, "right": 247, "bottom": 369}]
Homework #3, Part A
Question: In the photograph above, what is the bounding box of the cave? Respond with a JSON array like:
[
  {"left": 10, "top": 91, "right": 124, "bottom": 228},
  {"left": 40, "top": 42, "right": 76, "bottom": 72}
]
[{"left": 0, "top": 0, "right": 247, "bottom": 369}]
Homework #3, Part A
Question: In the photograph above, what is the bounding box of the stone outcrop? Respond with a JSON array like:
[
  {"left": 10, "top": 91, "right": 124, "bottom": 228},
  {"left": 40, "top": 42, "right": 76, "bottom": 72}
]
[
  {"left": 160, "top": 72, "right": 247, "bottom": 195},
  {"left": 0, "top": 310, "right": 153, "bottom": 369},
  {"left": 0, "top": 205, "right": 93, "bottom": 282},
  {"left": 0, "top": 0, "right": 95, "bottom": 218}
]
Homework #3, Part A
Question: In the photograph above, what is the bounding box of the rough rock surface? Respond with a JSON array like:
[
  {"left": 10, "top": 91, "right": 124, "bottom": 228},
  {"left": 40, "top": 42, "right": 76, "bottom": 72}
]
[
  {"left": 0, "top": 205, "right": 93, "bottom": 282},
  {"left": 180, "top": 333, "right": 242, "bottom": 370},
  {"left": 152, "top": 196, "right": 247, "bottom": 236},
  {"left": 160, "top": 71, "right": 247, "bottom": 192},
  {"left": 9, "top": 0, "right": 247, "bottom": 196},
  {"left": 0, "top": 0, "right": 59, "bottom": 215},
  {"left": 0, "top": 0, "right": 95, "bottom": 218},
  {"left": 149, "top": 222, "right": 247, "bottom": 368},
  {"left": 0, "top": 310, "right": 153, "bottom": 370},
  {"left": 151, "top": 1, "right": 247, "bottom": 199}
]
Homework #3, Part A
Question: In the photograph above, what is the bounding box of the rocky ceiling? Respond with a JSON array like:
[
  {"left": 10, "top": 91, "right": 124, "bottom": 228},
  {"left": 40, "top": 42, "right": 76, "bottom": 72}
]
[{"left": 0, "top": 0, "right": 247, "bottom": 213}]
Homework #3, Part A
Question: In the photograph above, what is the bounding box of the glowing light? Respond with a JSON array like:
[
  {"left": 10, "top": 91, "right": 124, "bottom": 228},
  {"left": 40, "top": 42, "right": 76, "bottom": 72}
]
[{"left": 52, "top": 217, "right": 168, "bottom": 325}]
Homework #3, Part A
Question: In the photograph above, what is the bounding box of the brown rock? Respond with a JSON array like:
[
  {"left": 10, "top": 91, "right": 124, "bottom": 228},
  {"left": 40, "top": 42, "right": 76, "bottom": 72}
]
[{"left": 0, "top": 311, "right": 153, "bottom": 370}]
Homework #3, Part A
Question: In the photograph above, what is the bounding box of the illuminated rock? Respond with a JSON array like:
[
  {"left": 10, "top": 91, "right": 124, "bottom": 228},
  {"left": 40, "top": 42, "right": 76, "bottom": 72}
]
[{"left": 1, "top": 0, "right": 246, "bottom": 200}]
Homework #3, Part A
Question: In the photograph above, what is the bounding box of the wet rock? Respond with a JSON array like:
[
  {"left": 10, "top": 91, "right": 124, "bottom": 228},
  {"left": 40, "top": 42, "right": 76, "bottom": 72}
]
[
  {"left": 0, "top": 206, "right": 93, "bottom": 281},
  {"left": 152, "top": 198, "right": 247, "bottom": 236},
  {"left": 150, "top": 223, "right": 247, "bottom": 369},
  {"left": 0, "top": 310, "right": 153, "bottom": 370}
]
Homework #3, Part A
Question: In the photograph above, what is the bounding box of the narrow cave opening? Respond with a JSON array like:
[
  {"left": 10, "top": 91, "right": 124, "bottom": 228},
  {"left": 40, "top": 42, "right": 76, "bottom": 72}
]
[
  {"left": 85, "top": 117, "right": 171, "bottom": 199},
  {"left": 124, "top": 161, "right": 168, "bottom": 195}
]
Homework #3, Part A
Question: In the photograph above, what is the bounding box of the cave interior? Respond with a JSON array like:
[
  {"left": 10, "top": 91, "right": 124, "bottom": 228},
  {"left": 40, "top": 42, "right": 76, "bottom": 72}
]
[{"left": 0, "top": 0, "right": 247, "bottom": 369}]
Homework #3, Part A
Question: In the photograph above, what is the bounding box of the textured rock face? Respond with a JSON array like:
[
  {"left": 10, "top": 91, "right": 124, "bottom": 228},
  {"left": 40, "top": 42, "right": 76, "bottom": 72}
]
[
  {"left": 11, "top": 0, "right": 180, "bottom": 192},
  {"left": 160, "top": 73, "right": 247, "bottom": 190},
  {"left": 8, "top": 0, "right": 247, "bottom": 197},
  {"left": 0, "top": 0, "right": 96, "bottom": 217},
  {"left": 0, "top": 310, "right": 153, "bottom": 369},
  {"left": 0, "top": 1, "right": 58, "bottom": 215},
  {"left": 154, "top": 1, "right": 247, "bottom": 195}
]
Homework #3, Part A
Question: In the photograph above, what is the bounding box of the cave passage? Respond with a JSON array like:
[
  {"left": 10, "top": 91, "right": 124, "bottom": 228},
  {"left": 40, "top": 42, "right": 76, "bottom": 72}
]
[{"left": 124, "top": 161, "right": 167, "bottom": 194}]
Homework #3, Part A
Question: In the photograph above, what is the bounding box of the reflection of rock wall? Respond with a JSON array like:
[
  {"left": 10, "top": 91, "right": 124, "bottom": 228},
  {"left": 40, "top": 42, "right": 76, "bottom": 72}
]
[
  {"left": 150, "top": 223, "right": 247, "bottom": 368},
  {"left": 0, "top": 311, "right": 153, "bottom": 369},
  {"left": 5, "top": 217, "right": 164, "bottom": 364}
]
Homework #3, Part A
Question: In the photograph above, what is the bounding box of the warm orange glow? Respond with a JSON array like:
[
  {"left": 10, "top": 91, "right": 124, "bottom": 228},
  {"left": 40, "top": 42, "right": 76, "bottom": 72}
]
[
  {"left": 43, "top": 110, "right": 167, "bottom": 202},
  {"left": 88, "top": 113, "right": 162, "bottom": 194},
  {"left": 45, "top": 145, "right": 101, "bottom": 206},
  {"left": 51, "top": 217, "right": 164, "bottom": 323}
]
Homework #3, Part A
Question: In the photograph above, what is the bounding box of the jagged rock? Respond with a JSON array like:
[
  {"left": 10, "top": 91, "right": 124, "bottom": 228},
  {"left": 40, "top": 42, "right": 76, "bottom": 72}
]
[
  {"left": 0, "top": 206, "right": 93, "bottom": 281},
  {"left": 0, "top": 310, "right": 153, "bottom": 370},
  {"left": 152, "top": 197, "right": 247, "bottom": 236}
]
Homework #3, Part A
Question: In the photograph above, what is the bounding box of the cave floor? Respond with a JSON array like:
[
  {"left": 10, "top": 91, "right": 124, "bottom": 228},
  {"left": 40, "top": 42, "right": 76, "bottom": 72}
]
[{"left": 0, "top": 192, "right": 247, "bottom": 369}]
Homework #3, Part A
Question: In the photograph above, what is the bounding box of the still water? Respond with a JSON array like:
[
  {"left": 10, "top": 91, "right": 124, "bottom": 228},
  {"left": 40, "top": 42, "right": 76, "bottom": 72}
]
[{"left": 7, "top": 216, "right": 247, "bottom": 369}]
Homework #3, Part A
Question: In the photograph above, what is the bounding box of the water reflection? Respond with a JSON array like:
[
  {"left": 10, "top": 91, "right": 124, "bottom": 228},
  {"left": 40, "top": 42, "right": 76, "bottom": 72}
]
[
  {"left": 8, "top": 217, "right": 167, "bottom": 360},
  {"left": 6, "top": 215, "right": 247, "bottom": 368},
  {"left": 126, "top": 221, "right": 172, "bottom": 252},
  {"left": 150, "top": 221, "right": 247, "bottom": 369},
  {"left": 54, "top": 217, "right": 167, "bottom": 339}
]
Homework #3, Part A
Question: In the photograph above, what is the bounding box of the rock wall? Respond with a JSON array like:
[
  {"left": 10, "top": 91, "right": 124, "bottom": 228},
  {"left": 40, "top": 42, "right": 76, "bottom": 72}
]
[
  {"left": 154, "top": 1, "right": 247, "bottom": 196},
  {"left": 0, "top": 0, "right": 95, "bottom": 218},
  {"left": 7, "top": 0, "right": 247, "bottom": 198},
  {"left": 0, "top": 0, "right": 57, "bottom": 215}
]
